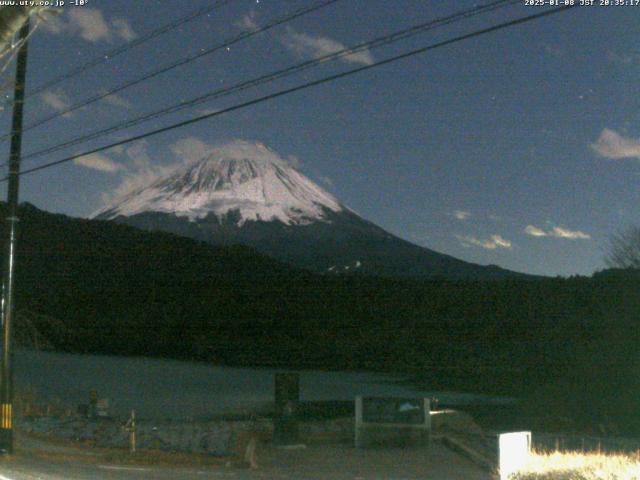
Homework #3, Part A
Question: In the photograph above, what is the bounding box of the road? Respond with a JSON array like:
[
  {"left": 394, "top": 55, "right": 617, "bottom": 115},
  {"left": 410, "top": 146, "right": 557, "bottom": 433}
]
[
  {"left": 0, "top": 456, "right": 240, "bottom": 479},
  {"left": 0, "top": 443, "right": 492, "bottom": 479}
]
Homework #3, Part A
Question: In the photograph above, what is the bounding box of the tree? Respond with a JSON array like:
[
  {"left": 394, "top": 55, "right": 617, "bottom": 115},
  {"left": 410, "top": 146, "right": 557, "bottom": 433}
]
[{"left": 605, "top": 227, "right": 640, "bottom": 269}]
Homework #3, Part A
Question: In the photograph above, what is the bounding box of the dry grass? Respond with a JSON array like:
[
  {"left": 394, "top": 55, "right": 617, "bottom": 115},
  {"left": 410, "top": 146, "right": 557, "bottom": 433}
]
[{"left": 510, "top": 450, "right": 640, "bottom": 480}]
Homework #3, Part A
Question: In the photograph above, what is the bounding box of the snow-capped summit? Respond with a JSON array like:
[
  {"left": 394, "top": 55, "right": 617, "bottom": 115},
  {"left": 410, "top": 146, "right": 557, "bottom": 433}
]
[{"left": 92, "top": 140, "right": 342, "bottom": 226}]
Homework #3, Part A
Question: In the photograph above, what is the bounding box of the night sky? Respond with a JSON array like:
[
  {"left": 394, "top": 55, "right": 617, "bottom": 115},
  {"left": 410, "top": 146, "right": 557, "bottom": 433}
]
[{"left": 0, "top": 0, "right": 637, "bottom": 277}]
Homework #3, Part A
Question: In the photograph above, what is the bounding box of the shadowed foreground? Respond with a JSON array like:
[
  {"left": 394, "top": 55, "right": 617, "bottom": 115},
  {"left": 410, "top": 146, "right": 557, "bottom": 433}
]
[{"left": 0, "top": 433, "right": 491, "bottom": 480}]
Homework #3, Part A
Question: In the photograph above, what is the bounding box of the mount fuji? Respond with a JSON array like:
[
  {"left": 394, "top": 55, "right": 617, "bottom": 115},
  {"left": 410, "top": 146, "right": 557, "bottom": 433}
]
[{"left": 93, "top": 141, "right": 520, "bottom": 279}]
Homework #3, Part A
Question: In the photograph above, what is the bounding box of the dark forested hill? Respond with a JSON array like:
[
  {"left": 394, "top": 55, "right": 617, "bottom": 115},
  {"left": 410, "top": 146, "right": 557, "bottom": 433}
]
[{"left": 3, "top": 202, "right": 640, "bottom": 432}]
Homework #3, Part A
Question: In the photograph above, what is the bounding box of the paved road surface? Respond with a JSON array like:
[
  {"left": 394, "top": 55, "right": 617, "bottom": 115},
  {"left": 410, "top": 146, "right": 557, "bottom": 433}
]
[{"left": 0, "top": 443, "right": 492, "bottom": 479}]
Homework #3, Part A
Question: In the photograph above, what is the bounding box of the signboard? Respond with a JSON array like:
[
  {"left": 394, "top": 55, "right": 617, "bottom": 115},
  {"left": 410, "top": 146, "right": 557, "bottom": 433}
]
[
  {"left": 96, "top": 398, "right": 109, "bottom": 418},
  {"left": 362, "top": 397, "right": 425, "bottom": 425},
  {"left": 355, "top": 396, "right": 430, "bottom": 448}
]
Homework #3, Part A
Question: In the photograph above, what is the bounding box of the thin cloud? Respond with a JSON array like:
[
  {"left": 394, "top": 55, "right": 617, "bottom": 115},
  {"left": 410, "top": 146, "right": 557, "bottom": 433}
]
[
  {"left": 607, "top": 51, "right": 640, "bottom": 66},
  {"left": 490, "top": 235, "right": 512, "bottom": 249},
  {"left": 319, "top": 175, "right": 334, "bottom": 187},
  {"left": 544, "top": 44, "right": 564, "bottom": 58},
  {"left": 202, "top": 139, "right": 302, "bottom": 169},
  {"left": 42, "top": 8, "right": 136, "bottom": 43},
  {"left": 286, "top": 154, "right": 301, "bottom": 169},
  {"left": 74, "top": 153, "right": 125, "bottom": 173},
  {"left": 109, "top": 145, "right": 126, "bottom": 155},
  {"left": 99, "top": 90, "right": 132, "bottom": 109},
  {"left": 524, "top": 224, "right": 590, "bottom": 240},
  {"left": 198, "top": 107, "right": 222, "bottom": 116},
  {"left": 126, "top": 140, "right": 152, "bottom": 170},
  {"left": 40, "top": 89, "right": 72, "bottom": 117},
  {"left": 111, "top": 18, "right": 136, "bottom": 41},
  {"left": 40, "top": 10, "right": 65, "bottom": 34},
  {"left": 170, "top": 137, "right": 214, "bottom": 164},
  {"left": 101, "top": 166, "right": 167, "bottom": 205},
  {"left": 101, "top": 140, "right": 169, "bottom": 204},
  {"left": 456, "top": 234, "right": 512, "bottom": 250},
  {"left": 282, "top": 28, "right": 374, "bottom": 66},
  {"left": 70, "top": 9, "right": 111, "bottom": 42},
  {"left": 590, "top": 128, "right": 640, "bottom": 160},
  {"left": 524, "top": 225, "right": 547, "bottom": 237},
  {"left": 552, "top": 227, "right": 590, "bottom": 240},
  {"left": 453, "top": 210, "right": 471, "bottom": 221},
  {"left": 236, "top": 12, "right": 258, "bottom": 31}
]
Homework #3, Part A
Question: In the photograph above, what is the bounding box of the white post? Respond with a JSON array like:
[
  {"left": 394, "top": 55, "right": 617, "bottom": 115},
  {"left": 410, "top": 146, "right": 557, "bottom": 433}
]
[
  {"left": 123, "top": 409, "right": 136, "bottom": 454},
  {"left": 499, "top": 431, "right": 531, "bottom": 480},
  {"left": 130, "top": 409, "right": 136, "bottom": 454}
]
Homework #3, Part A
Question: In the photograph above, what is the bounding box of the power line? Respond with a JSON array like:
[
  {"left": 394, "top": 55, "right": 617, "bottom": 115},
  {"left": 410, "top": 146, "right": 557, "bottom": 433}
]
[
  {"left": 20, "top": 0, "right": 519, "bottom": 164},
  {"left": 9, "top": 0, "right": 238, "bottom": 103},
  {"left": 0, "top": 0, "right": 341, "bottom": 143},
  {"left": 2, "top": 5, "right": 576, "bottom": 182},
  {"left": 0, "top": 2, "right": 237, "bottom": 114}
]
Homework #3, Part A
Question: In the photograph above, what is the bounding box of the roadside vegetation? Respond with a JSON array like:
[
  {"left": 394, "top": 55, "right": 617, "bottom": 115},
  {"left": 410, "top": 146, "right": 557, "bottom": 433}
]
[{"left": 511, "top": 451, "right": 640, "bottom": 480}]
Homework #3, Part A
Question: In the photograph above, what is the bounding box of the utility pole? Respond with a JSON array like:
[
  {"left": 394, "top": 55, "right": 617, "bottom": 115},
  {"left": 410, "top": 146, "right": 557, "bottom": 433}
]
[{"left": 0, "top": 17, "right": 30, "bottom": 455}]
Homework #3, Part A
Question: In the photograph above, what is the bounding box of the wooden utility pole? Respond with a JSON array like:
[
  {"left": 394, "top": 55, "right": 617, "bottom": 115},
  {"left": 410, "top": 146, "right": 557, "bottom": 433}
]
[{"left": 0, "top": 17, "right": 30, "bottom": 455}]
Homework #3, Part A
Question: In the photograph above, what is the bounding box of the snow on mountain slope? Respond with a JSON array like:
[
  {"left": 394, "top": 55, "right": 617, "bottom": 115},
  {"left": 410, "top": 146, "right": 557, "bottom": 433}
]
[
  {"left": 91, "top": 139, "right": 526, "bottom": 279},
  {"left": 92, "top": 140, "right": 342, "bottom": 226}
]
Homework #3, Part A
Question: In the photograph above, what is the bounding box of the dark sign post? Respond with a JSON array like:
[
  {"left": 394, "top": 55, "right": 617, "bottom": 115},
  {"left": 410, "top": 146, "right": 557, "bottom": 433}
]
[
  {"left": 0, "top": 17, "right": 30, "bottom": 455},
  {"left": 273, "top": 373, "right": 300, "bottom": 446}
]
